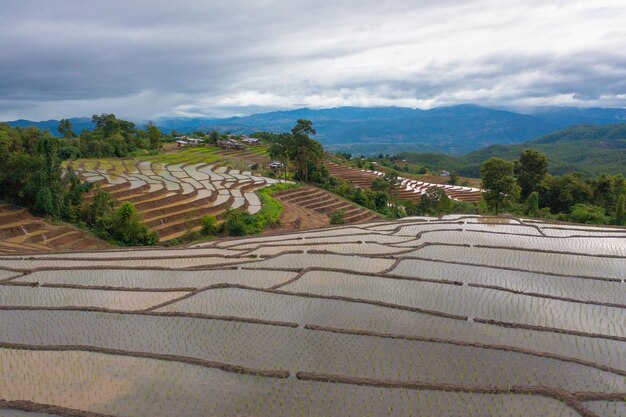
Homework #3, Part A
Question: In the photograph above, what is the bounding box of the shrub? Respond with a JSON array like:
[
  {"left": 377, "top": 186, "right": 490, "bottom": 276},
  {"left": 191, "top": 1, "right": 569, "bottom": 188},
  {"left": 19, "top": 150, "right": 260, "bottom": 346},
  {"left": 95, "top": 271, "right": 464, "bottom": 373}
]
[
  {"left": 201, "top": 215, "right": 217, "bottom": 236},
  {"left": 221, "top": 209, "right": 263, "bottom": 236},
  {"left": 420, "top": 188, "right": 452, "bottom": 215},
  {"left": 568, "top": 203, "right": 608, "bottom": 225},
  {"left": 525, "top": 191, "right": 540, "bottom": 216},
  {"left": 615, "top": 194, "right": 625, "bottom": 226},
  {"left": 329, "top": 209, "right": 346, "bottom": 225}
]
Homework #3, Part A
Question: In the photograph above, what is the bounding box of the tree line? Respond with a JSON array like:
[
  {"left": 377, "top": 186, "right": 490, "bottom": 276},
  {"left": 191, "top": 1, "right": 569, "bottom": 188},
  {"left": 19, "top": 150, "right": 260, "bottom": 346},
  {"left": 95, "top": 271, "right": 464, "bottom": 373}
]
[
  {"left": 0, "top": 121, "right": 158, "bottom": 245},
  {"left": 480, "top": 150, "right": 625, "bottom": 225}
]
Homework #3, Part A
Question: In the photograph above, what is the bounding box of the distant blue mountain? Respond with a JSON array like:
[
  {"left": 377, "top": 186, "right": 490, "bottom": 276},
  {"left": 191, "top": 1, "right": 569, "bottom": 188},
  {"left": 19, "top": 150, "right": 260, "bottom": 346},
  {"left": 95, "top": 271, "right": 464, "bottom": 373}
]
[
  {"left": 7, "top": 117, "right": 96, "bottom": 135},
  {"left": 5, "top": 105, "right": 626, "bottom": 155}
]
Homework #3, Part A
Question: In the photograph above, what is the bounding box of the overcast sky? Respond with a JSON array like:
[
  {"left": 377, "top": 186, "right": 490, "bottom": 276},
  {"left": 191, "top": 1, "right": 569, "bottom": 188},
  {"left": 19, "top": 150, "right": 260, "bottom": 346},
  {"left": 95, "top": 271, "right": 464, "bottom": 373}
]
[{"left": 1, "top": 0, "right": 625, "bottom": 120}]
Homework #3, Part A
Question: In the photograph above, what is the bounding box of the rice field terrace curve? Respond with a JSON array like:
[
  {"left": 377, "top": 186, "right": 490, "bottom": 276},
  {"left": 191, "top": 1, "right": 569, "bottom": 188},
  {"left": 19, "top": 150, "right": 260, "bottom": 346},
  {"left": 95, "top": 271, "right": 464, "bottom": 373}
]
[
  {"left": 272, "top": 185, "right": 380, "bottom": 228},
  {"left": 327, "top": 161, "right": 483, "bottom": 202},
  {"left": 69, "top": 147, "right": 287, "bottom": 242},
  {"left": 0, "top": 215, "right": 625, "bottom": 417},
  {"left": 0, "top": 204, "right": 109, "bottom": 254}
]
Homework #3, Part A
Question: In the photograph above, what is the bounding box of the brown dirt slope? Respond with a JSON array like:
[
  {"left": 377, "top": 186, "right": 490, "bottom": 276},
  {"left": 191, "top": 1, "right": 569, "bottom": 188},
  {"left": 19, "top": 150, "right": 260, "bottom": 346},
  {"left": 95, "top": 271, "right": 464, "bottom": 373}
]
[
  {"left": 0, "top": 204, "right": 109, "bottom": 254},
  {"left": 273, "top": 186, "right": 380, "bottom": 231}
]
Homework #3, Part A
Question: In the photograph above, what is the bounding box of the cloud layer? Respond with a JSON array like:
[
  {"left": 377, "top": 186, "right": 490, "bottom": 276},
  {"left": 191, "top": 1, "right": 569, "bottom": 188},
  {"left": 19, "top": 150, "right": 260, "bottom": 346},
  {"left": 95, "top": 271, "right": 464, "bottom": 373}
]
[{"left": 1, "top": 0, "right": 625, "bottom": 120}]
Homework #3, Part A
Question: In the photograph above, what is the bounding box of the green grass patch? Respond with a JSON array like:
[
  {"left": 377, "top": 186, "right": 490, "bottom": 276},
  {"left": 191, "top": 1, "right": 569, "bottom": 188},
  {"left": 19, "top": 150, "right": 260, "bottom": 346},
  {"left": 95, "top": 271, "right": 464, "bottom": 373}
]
[{"left": 256, "top": 182, "right": 301, "bottom": 223}]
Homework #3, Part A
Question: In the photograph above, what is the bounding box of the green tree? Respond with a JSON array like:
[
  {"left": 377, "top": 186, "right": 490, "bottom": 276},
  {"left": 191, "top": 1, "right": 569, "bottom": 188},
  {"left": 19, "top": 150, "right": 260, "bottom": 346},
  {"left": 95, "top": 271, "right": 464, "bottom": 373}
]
[
  {"left": 525, "top": 191, "right": 540, "bottom": 216},
  {"left": 268, "top": 134, "right": 291, "bottom": 181},
  {"left": 569, "top": 204, "right": 608, "bottom": 225},
  {"left": 208, "top": 130, "right": 220, "bottom": 144},
  {"left": 382, "top": 173, "right": 401, "bottom": 202},
  {"left": 591, "top": 174, "right": 625, "bottom": 215},
  {"left": 146, "top": 121, "right": 162, "bottom": 150},
  {"left": 110, "top": 202, "right": 158, "bottom": 245},
  {"left": 480, "top": 157, "right": 520, "bottom": 215},
  {"left": 516, "top": 149, "right": 548, "bottom": 199},
  {"left": 539, "top": 173, "right": 592, "bottom": 214},
  {"left": 287, "top": 119, "right": 323, "bottom": 182},
  {"left": 58, "top": 119, "right": 75, "bottom": 138},
  {"left": 448, "top": 171, "right": 459, "bottom": 186},
  {"left": 201, "top": 215, "right": 218, "bottom": 235},
  {"left": 615, "top": 194, "right": 625, "bottom": 226},
  {"left": 82, "top": 187, "right": 115, "bottom": 228},
  {"left": 329, "top": 209, "right": 346, "bottom": 225},
  {"left": 420, "top": 187, "right": 452, "bottom": 216}
]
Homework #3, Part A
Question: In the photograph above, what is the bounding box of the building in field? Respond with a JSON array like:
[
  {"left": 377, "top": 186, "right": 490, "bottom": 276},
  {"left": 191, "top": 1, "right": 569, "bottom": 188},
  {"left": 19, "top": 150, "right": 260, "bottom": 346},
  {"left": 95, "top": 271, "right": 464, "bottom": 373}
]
[
  {"left": 268, "top": 161, "right": 284, "bottom": 172},
  {"left": 217, "top": 139, "right": 247, "bottom": 150},
  {"left": 188, "top": 138, "right": 205, "bottom": 146},
  {"left": 242, "top": 137, "right": 259, "bottom": 145}
]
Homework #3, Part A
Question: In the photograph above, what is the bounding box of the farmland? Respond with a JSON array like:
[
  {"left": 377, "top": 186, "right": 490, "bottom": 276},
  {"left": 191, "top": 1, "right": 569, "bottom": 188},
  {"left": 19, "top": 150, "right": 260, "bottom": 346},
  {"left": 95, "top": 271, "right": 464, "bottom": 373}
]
[
  {"left": 327, "top": 162, "right": 483, "bottom": 202},
  {"left": 0, "top": 204, "right": 109, "bottom": 254},
  {"left": 71, "top": 146, "right": 284, "bottom": 242},
  {"left": 0, "top": 215, "right": 624, "bottom": 416}
]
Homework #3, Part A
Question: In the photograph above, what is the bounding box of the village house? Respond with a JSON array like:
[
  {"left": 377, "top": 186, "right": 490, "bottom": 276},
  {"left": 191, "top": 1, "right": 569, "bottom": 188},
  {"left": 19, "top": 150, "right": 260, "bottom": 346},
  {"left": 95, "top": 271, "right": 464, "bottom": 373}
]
[{"left": 217, "top": 139, "right": 247, "bottom": 150}]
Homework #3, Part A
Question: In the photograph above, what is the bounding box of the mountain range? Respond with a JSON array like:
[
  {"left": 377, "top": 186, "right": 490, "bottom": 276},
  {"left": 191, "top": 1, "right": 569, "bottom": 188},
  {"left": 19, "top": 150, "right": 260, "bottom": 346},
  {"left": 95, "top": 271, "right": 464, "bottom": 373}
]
[
  {"left": 398, "top": 123, "right": 626, "bottom": 177},
  {"left": 5, "top": 104, "right": 626, "bottom": 156}
]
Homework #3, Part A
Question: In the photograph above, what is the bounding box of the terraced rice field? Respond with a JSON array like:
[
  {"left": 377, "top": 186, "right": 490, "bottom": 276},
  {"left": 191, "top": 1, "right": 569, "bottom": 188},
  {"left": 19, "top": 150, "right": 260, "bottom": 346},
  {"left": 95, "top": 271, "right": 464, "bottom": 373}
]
[
  {"left": 71, "top": 148, "right": 285, "bottom": 241},
  {"left": 273, "top": 186, "right": 380, "bottom": 227},
  {"left": 327, "top": 162, "right": 483, "bottom": 202},
  {"left": 0, "top": 204, "right": 109, "bottom": 254},
  {"left": 0, "top": 215, "right": 624, "bottom": 416}
]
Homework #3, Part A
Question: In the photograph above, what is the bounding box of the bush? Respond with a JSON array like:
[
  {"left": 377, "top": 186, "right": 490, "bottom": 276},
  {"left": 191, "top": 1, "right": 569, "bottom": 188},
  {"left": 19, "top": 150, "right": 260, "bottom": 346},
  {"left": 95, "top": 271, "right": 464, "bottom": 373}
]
[
  {"left": 221, "top": 209, "right": 263, "bottom": 236},
  {"left": 109, "top": 202, "right": 159, "bottom": 245},
  {"left": 568, "top": 203, "right": 608, "bottom": 225},
  {"left": 615, "top": 194, "right": 625, "bottom": 226},
  {"left": 525, "top": 191, "right": 540, "bottom": 216},
  {"left": 420, "top": 188, "right": 452, "bottom": 216},
  {"left": 201, "top": 215, "right": 217, "bottom": 236},
  {"left": 329, "top": 209, "right": 346, "bottom": 225}
]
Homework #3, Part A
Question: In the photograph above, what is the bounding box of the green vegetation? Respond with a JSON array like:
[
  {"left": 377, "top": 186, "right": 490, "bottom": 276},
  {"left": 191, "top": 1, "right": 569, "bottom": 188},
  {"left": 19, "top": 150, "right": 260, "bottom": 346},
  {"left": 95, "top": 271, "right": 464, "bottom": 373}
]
[
  {"left": 328, "top": 209, "right": 346, "bottom": 225},
  {"left": 0, "top": 122, "right": 164, "bottom": 246},
  {"left": 480, "top": 158, "right": 520, "bottom": 215},
  {"left": 398, "top": 123, "right": 626, "bottom": 177},
  {"left": 81, "top": 190, "right": 158, "bottom": 246},
  {"left": 474, "top": 150, "right": 626, "bottom": 225},
  {"left": 516, "top": 149, "right": 548, "bottom": 199},
  {"left": 167, "top": 183, "right": 300, "bottom": 245},
  {"left": 568, "top": 204, "right": 608, "bottom": 225},
  {"left": 258, "top": 119, "right": 324, "bottom": 182},
  {"left": 419, "top": 188, "right": 453, "bottom": 216},
  {"left": 615, "top": 194, "right": 625, "bottom": 226}
]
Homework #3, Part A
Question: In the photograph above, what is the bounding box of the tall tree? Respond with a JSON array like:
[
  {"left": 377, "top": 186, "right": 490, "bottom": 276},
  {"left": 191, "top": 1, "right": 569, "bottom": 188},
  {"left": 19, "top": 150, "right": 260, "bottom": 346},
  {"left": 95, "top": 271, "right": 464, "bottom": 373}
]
[
  {"left": 481, "top": 157, "right": 520, "bottom": 215},
  {"left": 208, "top": 130, "right": 220, "bottom": 144},
  {"left": 516, "top": 149, "right": 548, "bottom": 199},
  {"left": 382, "top": 173, "right": 401, "bottom": 202},
  {"left": 288, "top": 119, "right": 323, "bottom": 182},
  {"left": 525, "top": 191, "right": 539, "bottom": 216},
  {"left": 539, "top": 173, "right": 592, "bottom": 214},
  {"left": 267, "top": 134, "right": 290, "bottom": 181},
  {"left": 58, "top": 119, "right": 75, "bottom": 138},
  {"left": 615, "top": 194, "right": 625, "bottom": 226},
  {"left": 146, "top": 121, "right": 162, "bottom": 150}
]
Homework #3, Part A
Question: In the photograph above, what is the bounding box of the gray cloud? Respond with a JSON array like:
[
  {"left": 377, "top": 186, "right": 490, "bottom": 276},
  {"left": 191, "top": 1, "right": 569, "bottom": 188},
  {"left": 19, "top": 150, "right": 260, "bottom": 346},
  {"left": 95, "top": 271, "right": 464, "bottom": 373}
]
[{"left": 1, "top": 0, "right": 625, "bottom": 120}]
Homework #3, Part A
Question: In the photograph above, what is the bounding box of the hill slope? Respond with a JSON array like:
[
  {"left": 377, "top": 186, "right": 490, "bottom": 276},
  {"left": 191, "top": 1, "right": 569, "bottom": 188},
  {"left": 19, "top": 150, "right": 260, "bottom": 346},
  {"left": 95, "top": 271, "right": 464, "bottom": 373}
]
[
  {"left": 0, "top": 105, "right": 567, "bottom": 154},
  {"left": 399, "top": 124, "right": 626, "bottom": 177},
  {"left": 6, "top": 105, "right": 626, "bottom": 155}
]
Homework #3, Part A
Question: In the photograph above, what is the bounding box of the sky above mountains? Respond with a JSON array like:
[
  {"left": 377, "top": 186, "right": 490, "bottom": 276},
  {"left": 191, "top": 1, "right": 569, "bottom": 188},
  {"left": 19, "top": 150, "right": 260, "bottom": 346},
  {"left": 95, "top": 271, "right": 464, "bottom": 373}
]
[{"left": 2, "top": 0, "right": 626, "bottom": 120}]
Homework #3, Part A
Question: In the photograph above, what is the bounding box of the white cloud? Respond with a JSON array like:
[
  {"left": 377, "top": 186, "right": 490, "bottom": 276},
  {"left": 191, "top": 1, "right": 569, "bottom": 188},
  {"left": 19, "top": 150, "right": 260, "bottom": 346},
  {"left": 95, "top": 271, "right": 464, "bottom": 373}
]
[{"left": 1, "top": 0, "right": 625, "bottom": 120}]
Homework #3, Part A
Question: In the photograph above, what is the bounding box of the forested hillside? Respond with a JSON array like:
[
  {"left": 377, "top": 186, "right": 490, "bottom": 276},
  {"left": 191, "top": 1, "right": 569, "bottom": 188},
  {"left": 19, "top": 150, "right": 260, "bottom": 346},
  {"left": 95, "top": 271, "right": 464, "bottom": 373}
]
[{"left": 399, "top": 124, "right": 626, "bottom": 177}]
